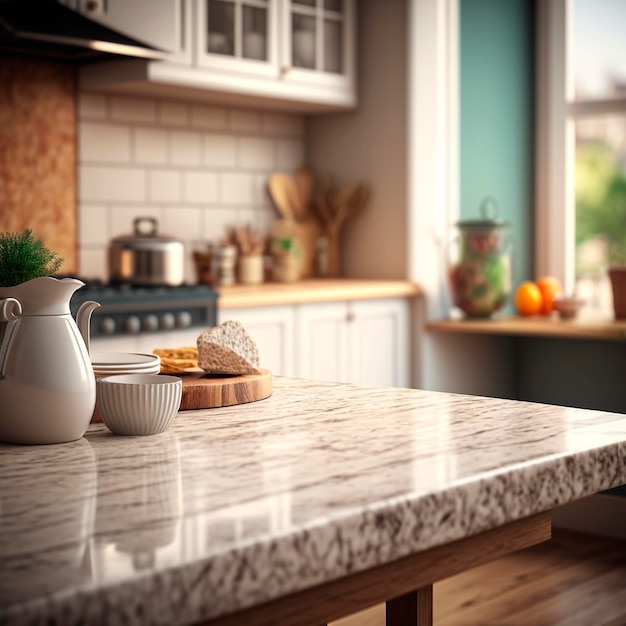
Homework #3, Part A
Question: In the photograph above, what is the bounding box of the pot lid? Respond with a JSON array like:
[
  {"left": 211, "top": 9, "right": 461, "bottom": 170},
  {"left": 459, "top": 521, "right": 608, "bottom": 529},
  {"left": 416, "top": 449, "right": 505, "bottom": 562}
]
[
  {"left": 456, "top": 196, "right": 509, "bottom": 230},
  {"left": 111, "top": 217, "right": 182, "bottom": 245}
]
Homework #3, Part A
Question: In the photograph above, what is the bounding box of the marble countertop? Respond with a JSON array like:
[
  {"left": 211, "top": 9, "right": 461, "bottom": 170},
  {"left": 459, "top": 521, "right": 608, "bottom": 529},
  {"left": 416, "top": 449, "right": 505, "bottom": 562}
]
[{"left": 1, "top": 378, "right": 626, "bottom": 625}]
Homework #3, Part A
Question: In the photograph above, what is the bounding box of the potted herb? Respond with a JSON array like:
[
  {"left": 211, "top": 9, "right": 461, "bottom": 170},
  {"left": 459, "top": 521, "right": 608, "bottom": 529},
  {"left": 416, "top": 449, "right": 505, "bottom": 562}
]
[
  {"left": 0, "top": 229, "right": 64, "bottom": 344},
  {"left": 0, "top": 229, "right": 64, "bottom": 288}
]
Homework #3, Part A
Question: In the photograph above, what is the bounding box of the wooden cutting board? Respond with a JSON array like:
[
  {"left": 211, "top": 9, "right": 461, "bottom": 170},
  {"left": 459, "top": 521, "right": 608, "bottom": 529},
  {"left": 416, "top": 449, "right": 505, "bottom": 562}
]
[{"left": 179, "top": 369, "right": 272, "bottom": 410}]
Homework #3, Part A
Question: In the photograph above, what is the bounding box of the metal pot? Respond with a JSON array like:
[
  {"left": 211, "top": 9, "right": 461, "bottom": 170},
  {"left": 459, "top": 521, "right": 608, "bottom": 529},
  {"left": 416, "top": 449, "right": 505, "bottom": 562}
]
[{"left": 108, "top": 217, "right": 185, "bottom": 286}]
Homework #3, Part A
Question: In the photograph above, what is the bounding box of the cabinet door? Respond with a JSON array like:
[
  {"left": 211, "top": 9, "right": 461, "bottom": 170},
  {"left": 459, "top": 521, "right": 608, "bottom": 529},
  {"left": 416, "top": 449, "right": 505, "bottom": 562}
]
[
  {"left": 72, "top": 0, "right": 192, "bottom": 64},
  {"left": 348, "top": 298, "right": 410, "bottom": 389},
  {"left": 195, "top": 0, "right": 279, "bottom": 77},
  {"left": 295, "top": 301, "right": 350, "bottom": 383},
  {"left": 218, "top": 306, "right": 295, "bottom": 376},
  {"left": 280, "top": 0, "right": 356, "bottom": 91}
]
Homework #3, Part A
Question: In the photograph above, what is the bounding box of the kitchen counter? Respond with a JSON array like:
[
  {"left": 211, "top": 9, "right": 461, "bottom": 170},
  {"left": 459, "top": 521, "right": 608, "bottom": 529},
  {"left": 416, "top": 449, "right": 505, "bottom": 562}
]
[
  {"left": 216, "top": 278, "right": 422, "bottom": 309},
  {"left": 1, "top": 378, "right": 626, "bottom": 625}
]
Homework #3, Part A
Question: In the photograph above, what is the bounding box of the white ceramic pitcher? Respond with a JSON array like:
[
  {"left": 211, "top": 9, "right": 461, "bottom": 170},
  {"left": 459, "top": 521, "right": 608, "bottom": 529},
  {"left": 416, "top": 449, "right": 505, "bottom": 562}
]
[{"left": 0, "top": 277, "right": 99, "bottom": 445}]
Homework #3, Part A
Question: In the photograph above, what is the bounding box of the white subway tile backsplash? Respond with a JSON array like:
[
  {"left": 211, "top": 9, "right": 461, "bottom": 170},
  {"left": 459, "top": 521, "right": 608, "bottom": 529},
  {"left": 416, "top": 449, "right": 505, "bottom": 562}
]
[
  {"left": 236, "top": 207, "right": 267, "bottom": 231},
  {"left": 79, "top": 205, "right": 109, "bottom": 245},
  {"left": 276, "top": 139, "right": 305, "bottom": 171},
  {"left": 202, "top": 208, "right": 240, "bottom": 242},
  {"left": 79, "top": 248, "right": 108, "bottom": 281},
  {"left": 134, "top": 128, "right": 168, "bottom": 164},
  {"left": 183, "top": 172, "right": 218, "bottom": 204},
  {"left": 78, "top": 93, "right": 107, "bottom": 120},
  {"left": 159, "top": 101, "right": 189, "bottom": 126},
  {"left": 261, "top": 112, "right": 305, "bottom": 138},
  {"left": 79, "top": 123, "right": 131, "bottom": 163},
  {"left": 254, "top": 173, "right": 274, "bottom": 207},
  {"left": 149, "top": 170, "right": 181, "bottom": 202},
  {"left": 203, "top": 134, "right": 236, "bottom": 167},
  {"left": 110, "top": 96, "right": 157, "bottom": 123},
  {"left": 77, "top": 92, "right": 306, "bottom": 278},
  {"left": 220, "top": 173, "right": 255, "bottom": 205},
  {"left": 229, "top": 109, "right": 259, "bottom": 132},
  {"left": 191, "top": 105, "right": 227, "bottom": 129},
  {"left": 163, "top": 207, "right": 202, "bottom": 240},
  {"left": 170, "top": 131, "right": 202, "bottom": 165},
  {"left": 80, "top": 166, "right": 146, "bottom": 203},
  {"left": 239, "top": 137, "right": 274, "bottom": 169}
]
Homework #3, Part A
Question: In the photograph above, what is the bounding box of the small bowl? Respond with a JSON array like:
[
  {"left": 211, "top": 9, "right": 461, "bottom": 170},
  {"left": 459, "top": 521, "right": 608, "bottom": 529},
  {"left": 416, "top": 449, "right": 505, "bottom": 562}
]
[
  {"left": 552, "top": 296, "right": 586, "bottom": 320},
  {"left": 97, "top": 374, "right": 182, "bottom": 436}
]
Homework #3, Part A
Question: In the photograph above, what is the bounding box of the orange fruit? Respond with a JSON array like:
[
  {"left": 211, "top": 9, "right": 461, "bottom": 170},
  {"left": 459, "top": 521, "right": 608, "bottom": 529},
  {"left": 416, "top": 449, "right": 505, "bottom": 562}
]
[
  {"left": 514, "top": 281, "right": 543, "bottom": 316},
  {"left": 535, "top": 276, "right": 562, "bottom": 315}
]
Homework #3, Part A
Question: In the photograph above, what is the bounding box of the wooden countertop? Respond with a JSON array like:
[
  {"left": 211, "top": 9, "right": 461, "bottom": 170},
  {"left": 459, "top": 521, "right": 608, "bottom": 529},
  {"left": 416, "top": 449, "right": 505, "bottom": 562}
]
[
  {"left": 1, "top": 377, "right": 625, "bottom": 625},
  {"left": 428, "top": 314, "right": 626, "bottom": 342},
  {"left": 216, "top": 278, "right": 422, "bottom": 309}
]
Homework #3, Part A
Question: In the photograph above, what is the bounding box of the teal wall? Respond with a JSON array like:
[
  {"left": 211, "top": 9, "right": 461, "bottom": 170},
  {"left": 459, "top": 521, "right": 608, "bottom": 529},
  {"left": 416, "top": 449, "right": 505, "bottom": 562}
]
[{"left": 460, "top": 0, "right": 535, "bottom": 300}]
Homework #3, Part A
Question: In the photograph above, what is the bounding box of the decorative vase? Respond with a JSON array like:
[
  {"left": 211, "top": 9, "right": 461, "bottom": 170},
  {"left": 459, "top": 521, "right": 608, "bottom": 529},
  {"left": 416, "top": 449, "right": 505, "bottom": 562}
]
[
  {"left": 447, "top": 196, "right": 513, "bottom": 318},
  {"left": 0, "top": 277, "right": 100, "bottom": 444}
]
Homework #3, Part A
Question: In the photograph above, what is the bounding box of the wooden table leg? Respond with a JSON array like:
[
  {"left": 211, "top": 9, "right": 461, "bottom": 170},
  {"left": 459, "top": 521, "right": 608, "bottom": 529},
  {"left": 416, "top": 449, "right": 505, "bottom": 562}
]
[{"left": 386, "top": 585, "right": 433, "bottom": 626}]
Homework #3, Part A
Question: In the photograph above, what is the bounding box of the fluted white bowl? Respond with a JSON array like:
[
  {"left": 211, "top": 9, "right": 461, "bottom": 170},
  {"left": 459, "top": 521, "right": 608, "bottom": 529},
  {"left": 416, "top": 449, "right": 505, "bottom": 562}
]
[{"left": 97, "top": 374, "right": 182, "bottom": 436}]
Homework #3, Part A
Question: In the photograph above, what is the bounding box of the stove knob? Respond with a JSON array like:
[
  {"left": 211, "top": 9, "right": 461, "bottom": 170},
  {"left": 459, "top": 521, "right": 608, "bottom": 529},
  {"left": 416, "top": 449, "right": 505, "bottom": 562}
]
[
  {"left": 100, "top": 317, "right": 116, "bottom": 335},
  {"left": 143, "top": 314, "right": 159, "bottom": 332},
  {"left": 176, "top": 311, "right": 192, "bottom": 329},
  {"left": 161, "top": 313, "right": 176, "bottom": 330},
  {"left": 125, "top": 315, "right": 141, "bottom": 334}
]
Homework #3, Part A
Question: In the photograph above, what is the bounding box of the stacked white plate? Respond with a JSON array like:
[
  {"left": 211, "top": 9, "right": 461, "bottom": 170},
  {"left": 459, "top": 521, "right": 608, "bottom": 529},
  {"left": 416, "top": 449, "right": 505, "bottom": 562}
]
[{"left": 91, "top": 352, "right": 161, "bottom": 378}]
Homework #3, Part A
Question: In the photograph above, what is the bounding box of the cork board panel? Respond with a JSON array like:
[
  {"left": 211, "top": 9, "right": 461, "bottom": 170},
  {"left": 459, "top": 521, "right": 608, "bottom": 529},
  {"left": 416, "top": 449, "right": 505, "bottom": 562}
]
[{"left": 0, "top": 56, "right": 78, "bottom": 273}]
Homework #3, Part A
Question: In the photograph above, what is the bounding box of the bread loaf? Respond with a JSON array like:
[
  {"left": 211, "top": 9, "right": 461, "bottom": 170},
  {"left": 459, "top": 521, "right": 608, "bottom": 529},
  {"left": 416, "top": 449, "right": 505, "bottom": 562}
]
[{"left": 197, "top": 320, "right": 260, "bottom": 375}]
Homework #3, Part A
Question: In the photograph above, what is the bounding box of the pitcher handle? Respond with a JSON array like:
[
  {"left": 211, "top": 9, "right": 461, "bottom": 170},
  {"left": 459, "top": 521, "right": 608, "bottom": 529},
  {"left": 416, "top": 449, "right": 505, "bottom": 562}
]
[
  {"left": 0, "top": 298, "right": 22, "bottom": 380},
  {"left": 0, "top": 298, "right": 22, "bottom": 322}
]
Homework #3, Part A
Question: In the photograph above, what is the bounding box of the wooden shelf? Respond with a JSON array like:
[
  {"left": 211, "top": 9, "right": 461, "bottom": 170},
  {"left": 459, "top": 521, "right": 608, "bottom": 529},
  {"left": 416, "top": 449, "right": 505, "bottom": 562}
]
[
  {"left": 217, "top": 279, "right": 422, "bottom": 309},
  {"left": 427, "top": 315, "right": 626, "bottom": 342}
]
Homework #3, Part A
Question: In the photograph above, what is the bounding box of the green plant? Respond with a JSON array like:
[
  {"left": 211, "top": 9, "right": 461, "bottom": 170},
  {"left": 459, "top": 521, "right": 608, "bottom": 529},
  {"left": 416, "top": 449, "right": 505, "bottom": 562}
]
[{"left": 0, "top": 229, "right": 64, "bottom": 288}]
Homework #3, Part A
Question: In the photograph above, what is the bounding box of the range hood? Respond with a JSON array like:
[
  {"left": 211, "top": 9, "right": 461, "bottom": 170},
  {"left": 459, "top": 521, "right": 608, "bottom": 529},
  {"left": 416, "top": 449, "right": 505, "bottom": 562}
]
[{"left": 0, "top": 0, "right": 164, "bottom": 62}]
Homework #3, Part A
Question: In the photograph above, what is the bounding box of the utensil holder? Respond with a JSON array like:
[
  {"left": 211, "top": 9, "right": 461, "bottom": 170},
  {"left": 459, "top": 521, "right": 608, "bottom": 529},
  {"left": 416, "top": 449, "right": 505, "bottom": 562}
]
[{"left": 239, "top": 255, "right": 264, "bottom": 285}]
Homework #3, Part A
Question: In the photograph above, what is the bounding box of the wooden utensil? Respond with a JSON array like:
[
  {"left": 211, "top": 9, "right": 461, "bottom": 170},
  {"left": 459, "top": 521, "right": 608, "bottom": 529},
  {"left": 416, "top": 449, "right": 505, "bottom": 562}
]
[
  {"left": 179, "top": 369, "right": 272, "bottom": 410},
  {"left": 268, "top": 173, "right": 300, "bottom": 221},
  {"left": 316, "top": 182, "right": 369, "bottom": 277},
  {"left": 295, "top": 165, "right": 315, "bottom": 221}
]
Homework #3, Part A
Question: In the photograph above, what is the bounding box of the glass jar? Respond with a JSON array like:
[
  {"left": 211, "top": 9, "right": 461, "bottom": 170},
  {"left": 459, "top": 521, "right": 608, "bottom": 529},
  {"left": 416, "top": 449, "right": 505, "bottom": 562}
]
[{"left": 447, "top": 196, "right": 513, "bottom": 318}]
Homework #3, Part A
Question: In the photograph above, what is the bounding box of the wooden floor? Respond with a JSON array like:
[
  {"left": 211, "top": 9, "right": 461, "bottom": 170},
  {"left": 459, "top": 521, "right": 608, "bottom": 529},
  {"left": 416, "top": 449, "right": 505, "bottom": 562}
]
[{"left": 332, "top": 529, "right": 626, "bottom": 626}]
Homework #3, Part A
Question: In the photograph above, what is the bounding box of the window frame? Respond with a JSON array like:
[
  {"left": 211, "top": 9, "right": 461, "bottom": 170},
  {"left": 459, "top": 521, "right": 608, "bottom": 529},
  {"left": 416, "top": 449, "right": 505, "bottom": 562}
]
[{"left": 536, "top": 0, "right": 626, "bottom": 296}]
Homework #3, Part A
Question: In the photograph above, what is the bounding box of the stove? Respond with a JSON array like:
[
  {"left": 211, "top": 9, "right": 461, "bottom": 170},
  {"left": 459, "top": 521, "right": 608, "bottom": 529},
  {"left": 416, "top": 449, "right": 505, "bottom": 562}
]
[{"left": 68, "top": 279, "right": 218, "bottom": 339}]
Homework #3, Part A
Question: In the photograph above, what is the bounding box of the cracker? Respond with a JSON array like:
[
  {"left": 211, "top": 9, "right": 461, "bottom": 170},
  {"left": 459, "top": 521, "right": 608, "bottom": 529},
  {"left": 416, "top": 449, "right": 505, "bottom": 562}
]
[{"left": 153, "top": 347, "right": 199, "bottom": 374}]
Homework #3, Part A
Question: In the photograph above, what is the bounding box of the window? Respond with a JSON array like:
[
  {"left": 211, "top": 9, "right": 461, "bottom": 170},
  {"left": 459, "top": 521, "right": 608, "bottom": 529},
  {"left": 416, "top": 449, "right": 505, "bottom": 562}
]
[{"left": 537, "top": 0, "right": 626, "bottom": 313}]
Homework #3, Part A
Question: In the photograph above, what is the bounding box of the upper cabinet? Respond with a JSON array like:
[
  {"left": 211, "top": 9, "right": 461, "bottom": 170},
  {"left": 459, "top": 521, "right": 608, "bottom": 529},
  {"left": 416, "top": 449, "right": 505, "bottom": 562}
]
[
  {"left": 281, "top": 0, "right": 355, "bottom": 91},
  {"left": 195, "top": 0, "right": 279, "bottom": 76},
  {"left": 78, "top": 0, "right": 357, "bottom": 113}
]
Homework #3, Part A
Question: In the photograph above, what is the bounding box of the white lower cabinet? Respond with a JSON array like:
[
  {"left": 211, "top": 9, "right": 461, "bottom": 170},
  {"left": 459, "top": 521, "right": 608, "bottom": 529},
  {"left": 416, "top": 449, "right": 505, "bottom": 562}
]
[
  {"left": 219, "top": 304, "right": 295, "bottom": 377},
  {"left": 220, "top": 297, "right": 410, "bottom": 387},
  {"left": 346, "top": 299, "right": 410, "bottom": 389},
  {"left": 296, "top": 301, "right": 350, "bottom": 383}
]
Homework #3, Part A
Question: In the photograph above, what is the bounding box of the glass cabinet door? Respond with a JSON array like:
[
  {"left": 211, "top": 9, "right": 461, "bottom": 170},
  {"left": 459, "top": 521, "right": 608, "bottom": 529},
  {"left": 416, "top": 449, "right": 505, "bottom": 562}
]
[
  {"left": 283, "top": 0, "right": 355, "bottom": 86},
  {"left": 197, "top": 0, "right": 277, "bottom": 74},
  {"left": 288, "top": 0, "right": 346, "bottom": 76}
]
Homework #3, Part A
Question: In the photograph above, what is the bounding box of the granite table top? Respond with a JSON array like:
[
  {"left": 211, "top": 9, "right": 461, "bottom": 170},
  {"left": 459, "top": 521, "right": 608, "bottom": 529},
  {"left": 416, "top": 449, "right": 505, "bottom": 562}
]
[{"left": 1, "top": 377, "right": 625, "bottom": 625}]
